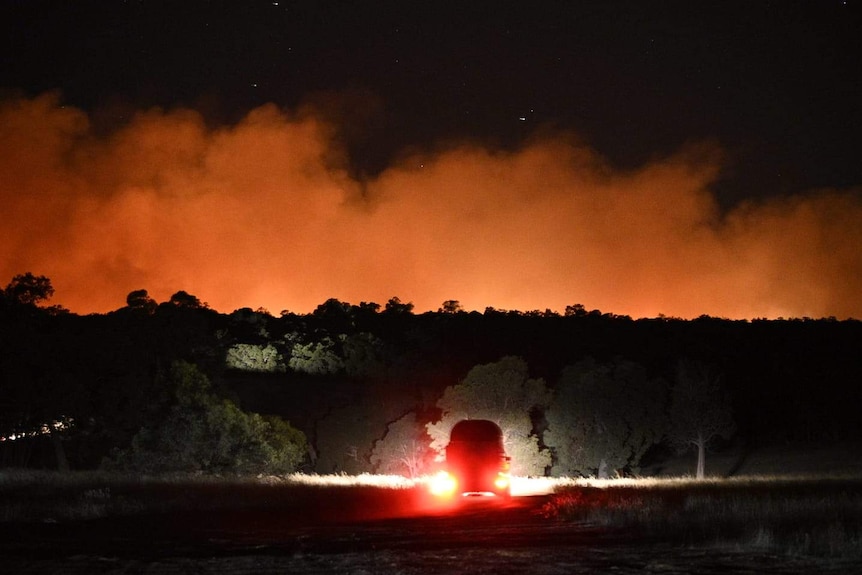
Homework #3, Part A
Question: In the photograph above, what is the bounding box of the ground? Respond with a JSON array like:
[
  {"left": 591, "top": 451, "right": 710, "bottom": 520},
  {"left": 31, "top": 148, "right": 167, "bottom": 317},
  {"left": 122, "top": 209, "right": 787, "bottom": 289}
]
[
  {"left": 4, "top": 442, "right": 862, "bottom": 573},
  {"left": 2, "top": 492, "right": 859, "bottom": 574}
]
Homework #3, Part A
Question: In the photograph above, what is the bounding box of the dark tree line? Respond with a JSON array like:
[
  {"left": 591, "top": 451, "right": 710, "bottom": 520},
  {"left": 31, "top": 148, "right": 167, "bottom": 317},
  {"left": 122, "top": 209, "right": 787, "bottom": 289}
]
[{"left": 1, "top": 274, "right": 861, "bottom": 477}]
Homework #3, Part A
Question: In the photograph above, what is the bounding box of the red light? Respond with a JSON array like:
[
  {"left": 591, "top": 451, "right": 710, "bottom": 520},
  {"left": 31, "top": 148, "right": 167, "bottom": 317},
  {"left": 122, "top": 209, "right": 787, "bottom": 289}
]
[
  {"left": 494, "top": 473, "right": 510, "bottom": 491},
  {"left": 429, "top": 471, "right": 458, "bottom": 497}
]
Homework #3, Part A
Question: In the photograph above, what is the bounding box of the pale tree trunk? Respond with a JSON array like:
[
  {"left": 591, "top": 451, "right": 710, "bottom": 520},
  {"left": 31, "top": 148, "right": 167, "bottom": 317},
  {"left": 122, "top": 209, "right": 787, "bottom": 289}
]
[
  {"left": 695, "top": 431, "right": 705, "bottom": 479},
  {"left": 598, "top": 458, "right": 609, "bottom": 480}
]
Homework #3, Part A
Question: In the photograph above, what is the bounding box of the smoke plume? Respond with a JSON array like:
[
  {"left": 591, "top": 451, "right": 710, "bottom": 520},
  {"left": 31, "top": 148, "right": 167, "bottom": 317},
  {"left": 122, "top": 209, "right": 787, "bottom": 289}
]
[{"left": 2, "top": 94, "right": 860, "bottom": 319}]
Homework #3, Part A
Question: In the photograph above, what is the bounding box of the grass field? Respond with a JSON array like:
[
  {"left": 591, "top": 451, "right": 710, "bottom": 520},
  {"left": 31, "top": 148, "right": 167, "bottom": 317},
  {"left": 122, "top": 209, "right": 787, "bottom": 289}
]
[
  {"left": 3, "top": 442, "right": 862, "bottom": 560},
  {"left": 0, "top": 470, "right": 430, "bottom": 523},
  {"left": 543, "top": 476, "right": 862, "bottom": 559}
]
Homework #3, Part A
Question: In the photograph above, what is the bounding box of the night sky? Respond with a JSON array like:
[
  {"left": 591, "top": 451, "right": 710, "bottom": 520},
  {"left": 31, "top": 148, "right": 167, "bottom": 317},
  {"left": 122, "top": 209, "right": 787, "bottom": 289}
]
[{"left": 2, "top": 1, "right": 861, "bottom": 318}]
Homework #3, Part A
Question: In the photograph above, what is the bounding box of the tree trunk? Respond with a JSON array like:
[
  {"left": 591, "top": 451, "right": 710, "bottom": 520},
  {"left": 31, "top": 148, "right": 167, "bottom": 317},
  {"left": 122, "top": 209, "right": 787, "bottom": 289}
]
[
  {"left": 598, "top": 458, "right": 609, "bottom": 480},
  {"left": 695, "top": 432, "right": 705, "bottom": 479}
]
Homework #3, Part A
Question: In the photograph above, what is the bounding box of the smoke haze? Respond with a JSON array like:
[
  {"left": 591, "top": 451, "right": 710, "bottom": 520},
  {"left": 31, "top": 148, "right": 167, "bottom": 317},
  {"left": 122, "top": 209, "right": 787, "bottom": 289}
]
[{"left": 2, "top": 94, "right": 860, "bottom": 319}]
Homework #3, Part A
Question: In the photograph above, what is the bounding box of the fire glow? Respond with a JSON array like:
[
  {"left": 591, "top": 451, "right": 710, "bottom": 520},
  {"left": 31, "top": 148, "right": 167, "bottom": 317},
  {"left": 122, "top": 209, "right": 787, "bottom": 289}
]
[{"left": 2, "top": 94, "right": 861, "bottom": 319}]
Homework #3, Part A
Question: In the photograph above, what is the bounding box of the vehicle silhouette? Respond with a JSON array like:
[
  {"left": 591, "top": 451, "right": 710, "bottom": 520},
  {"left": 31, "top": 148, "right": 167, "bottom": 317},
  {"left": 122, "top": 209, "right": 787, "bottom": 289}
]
[{"left": 430, "top": 419, "right": 511, "bottom": 498}]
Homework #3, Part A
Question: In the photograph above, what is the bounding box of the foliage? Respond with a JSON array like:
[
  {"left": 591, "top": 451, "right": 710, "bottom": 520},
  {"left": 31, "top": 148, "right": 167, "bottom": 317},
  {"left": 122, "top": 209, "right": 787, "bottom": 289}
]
[
  {"left": 285, "top": 332, "right": 389, "bottom": 377},
  {"left": 288, "top": 337, "right": 344, "bottom": 375},
  {"left": 107, "top": 362, "right": 306, "bottom": 474},
  {"left": 312, "top": 298, "right": 355, "bottom": 333},
  {"left": 226, "top": 343, "right": 285, "bottom": 372},
  {"left": 314, "top": 389, "right": 416, "bottom": 474},
  {"left": 370, "top": 412, "right": 434, "bottom": 477},
  {"left": 544, "top": 358, "right": 667, "bottom": 478},
  {"left": 3, "top": 272, "right": 862, "bottom": 475},
  {"left": 3, "top": 273, "right": 54, "bottom": 306},
  {"left": 426, "top": 356, "right": 551, "bottom": 475},
  {"left": 314, "top": 403, "right": 377, "bottom": 474},
  {"left": 168, "top": 290, "right": 204, "bottom": 309},
  {"left": 340, "top": 332, "right": 388, "bottom": 377},
  {"left": 384, "top": 296, "right": 414, "bottom": 314},
  {"left": 125, "top": 289, "right": 157, "bottom": 314}
]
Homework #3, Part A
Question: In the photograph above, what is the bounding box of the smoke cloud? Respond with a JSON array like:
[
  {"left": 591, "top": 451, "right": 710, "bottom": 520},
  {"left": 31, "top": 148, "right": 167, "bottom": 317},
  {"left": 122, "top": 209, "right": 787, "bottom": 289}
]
[{"left": 2, "top": 93, "right": 860, "bottom": 319}]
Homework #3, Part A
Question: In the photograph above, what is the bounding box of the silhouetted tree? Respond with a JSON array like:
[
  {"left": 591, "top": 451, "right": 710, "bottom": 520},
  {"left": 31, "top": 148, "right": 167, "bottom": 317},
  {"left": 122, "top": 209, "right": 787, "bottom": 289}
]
[
  {"left": 564, "top": 303, "right": 588, "bottom": 317},
  {"left": 668, "top": 359, "right": 736, "bottom": 478},
  {"left": 168, "top": 290, "right": 204, "bottom": 309},
  {"left": 439, "top": 300, "right": 462, "bottom": 314},
  {"left": 4, "top": 273, "right": 54, "bottom": 306},
  {"left": 125, "top": 289, "right": 157, "bottom": 313},
  {"left": 544, "top": 358, "right": 666, "bottom": 478},
  {"left": 357, "top": 301, "right": 381, "bottom": 313},
  {"left": 313, "top": 298, "right": 355, "bottom": 333},
  {"left": 426, "top": 356, "right": 551, "bottom": 475},
  {"left": 384, "top": 296, "right": 414, "bottom": 314}
]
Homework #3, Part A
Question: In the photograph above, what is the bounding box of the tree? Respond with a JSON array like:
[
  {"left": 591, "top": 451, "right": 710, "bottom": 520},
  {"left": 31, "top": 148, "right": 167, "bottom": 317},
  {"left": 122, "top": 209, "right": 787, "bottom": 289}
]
[
  {"left": 225, "top": 343, "right": 285, "bottom": 372},
  {"left": 107, "top": 361, "right": 306, "bottom": 474},
  {"left": 544, "top": 358, "right": 666, "bottom": 479},
  {"left": 168, "top": 290, "right": 204, "bottom": 309},
  {"left": 126, "top": 289, "right": 157, "bottom": 314},
  {"left": 384, "top": 296, "right": 414, "bottom": 314},
  {"left": 288, "top": 337, "right": 343, "bottom": 375},
  {"left": 668, "top": 359, "right": 736, "bottom": 479},
  {"left": 356, "top": 301, "right": 381, "bottom": 314},
  {"left": 3, "top": 273, "right": 54, "bottom": 306},
  {"left": 341, "top": 332, "right": 388, "bottom": 378},
  {"left": 439, "top": 300, "right": 462, "bottom": 314},
  {"left": 426, "top": 356, "right": 551, "bottom": 476},
  {"left": 312, "top": 298, "right": 355, "bottom": 333},
  {"left": 564, "top": 303, "right": 588, "bottom": 317},
  {"left": 315, "top": 400, "right": 390, "bottom": 474},
  {"left": 370, "top": 411, "right": 434, "bottom": 477}
]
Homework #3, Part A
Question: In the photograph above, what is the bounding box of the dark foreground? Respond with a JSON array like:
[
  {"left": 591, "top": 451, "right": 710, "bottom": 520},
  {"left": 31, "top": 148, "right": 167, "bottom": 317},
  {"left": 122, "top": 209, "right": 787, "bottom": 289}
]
[{"left": 3, "top": 488, "right": 860, "bottom": 574}]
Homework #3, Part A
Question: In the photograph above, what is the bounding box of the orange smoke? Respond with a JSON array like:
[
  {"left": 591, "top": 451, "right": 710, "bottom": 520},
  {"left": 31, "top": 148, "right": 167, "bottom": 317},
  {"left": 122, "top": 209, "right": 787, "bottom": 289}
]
[{"left": 1, "top": 93, "right": 860, "bottom": 319}]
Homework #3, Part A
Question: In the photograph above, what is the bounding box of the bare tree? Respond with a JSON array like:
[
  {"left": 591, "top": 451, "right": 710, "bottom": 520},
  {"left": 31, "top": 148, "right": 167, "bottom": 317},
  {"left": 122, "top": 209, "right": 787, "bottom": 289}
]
[{"left": 371, "top": 412, "right": 433, "bottom": 478}]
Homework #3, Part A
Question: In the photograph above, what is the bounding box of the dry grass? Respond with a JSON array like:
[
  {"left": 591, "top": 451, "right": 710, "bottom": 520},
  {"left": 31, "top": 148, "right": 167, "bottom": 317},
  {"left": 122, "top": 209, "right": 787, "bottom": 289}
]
[
  {"left": 542, "top": 475, "right": 862, "bottom": 558},
  {"left": 0, "top": 469, "right": 427, "bottom": 523},
  {"left": 0, "top": 469, "right": 572, "bottom": 522},
  {"left": 4, "top": 469, "right": 862, "bottom": 559}
]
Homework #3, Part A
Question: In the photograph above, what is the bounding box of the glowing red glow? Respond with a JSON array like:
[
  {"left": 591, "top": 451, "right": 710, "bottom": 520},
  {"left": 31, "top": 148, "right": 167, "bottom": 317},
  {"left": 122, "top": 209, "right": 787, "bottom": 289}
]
[
  {"left": 494, "top": 473, "right": 511, "bottom": 491},
  {"left": 2, "top": 94, "right": 861, "bottom": 319},
  {"left": 429, "top": 471, "right": 458, "bottom": 498}
]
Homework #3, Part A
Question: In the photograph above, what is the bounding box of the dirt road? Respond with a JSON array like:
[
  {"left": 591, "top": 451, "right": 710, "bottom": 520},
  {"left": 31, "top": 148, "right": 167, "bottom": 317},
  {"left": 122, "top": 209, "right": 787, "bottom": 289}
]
[{"left": 2, "top": 493, "right": 855, "bottom": 573}]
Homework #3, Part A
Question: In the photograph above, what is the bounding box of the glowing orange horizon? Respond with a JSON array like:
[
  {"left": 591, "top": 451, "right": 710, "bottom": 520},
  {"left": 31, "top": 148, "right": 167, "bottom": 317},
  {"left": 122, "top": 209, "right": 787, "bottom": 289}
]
[{"left": 2, "top": 94, "right": 860, "bottom": 320}]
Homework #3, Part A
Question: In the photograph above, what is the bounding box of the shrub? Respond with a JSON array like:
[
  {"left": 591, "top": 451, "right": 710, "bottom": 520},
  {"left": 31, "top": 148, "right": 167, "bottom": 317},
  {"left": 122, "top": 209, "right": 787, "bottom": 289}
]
[{"left": 106, "top": 362, "right": 306, "bottom": 474}]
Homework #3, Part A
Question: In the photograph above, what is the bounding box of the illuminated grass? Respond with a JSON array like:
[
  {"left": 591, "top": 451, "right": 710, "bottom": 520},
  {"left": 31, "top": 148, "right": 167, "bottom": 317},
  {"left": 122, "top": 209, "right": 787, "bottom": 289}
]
[
  {"left": 0, "top": 470, "right": 558, "bottom": 521},
  {"left": 284, "top": 472, "right": 416, "bottom": 488},
  {"left": 0, "top": 470, "right": 433, "bottom": 523},
  {"left": 6, "top": 468, "right": 861, "bottom": 560},
  {"left": 543, "top": 475, "right": 862, "bottom": 558}
]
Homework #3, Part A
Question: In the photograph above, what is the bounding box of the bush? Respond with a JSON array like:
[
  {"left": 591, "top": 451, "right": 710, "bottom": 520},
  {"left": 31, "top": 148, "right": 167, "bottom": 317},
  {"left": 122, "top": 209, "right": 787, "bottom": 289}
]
[{"left": 106, "top": 362, "right": 306, "bottom": 474}]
